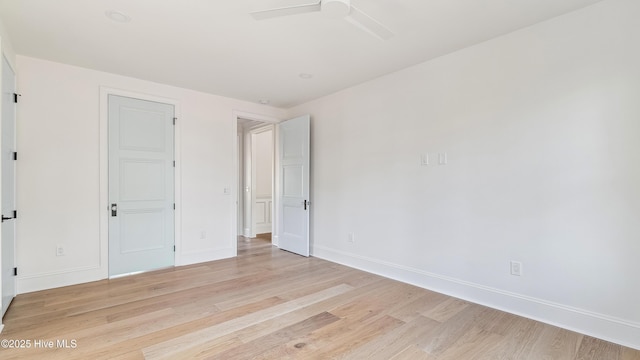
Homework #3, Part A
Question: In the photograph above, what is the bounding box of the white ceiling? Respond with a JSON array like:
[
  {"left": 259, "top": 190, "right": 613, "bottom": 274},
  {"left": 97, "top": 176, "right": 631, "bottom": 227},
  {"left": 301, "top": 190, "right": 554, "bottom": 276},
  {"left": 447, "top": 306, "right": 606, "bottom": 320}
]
[{"left": 0, "top": 0, "right": 602, "bottom": 108}]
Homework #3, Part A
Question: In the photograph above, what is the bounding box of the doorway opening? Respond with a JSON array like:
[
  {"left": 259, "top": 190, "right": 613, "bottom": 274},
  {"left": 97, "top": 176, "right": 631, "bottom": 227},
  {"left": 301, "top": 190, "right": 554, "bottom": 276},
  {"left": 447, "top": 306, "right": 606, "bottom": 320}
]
[
  {"left": 237, "top": 118, "right": 275, "bottom": 244},
  {"left": 232, "top": 112, "right": 310, "bottom": 258}
]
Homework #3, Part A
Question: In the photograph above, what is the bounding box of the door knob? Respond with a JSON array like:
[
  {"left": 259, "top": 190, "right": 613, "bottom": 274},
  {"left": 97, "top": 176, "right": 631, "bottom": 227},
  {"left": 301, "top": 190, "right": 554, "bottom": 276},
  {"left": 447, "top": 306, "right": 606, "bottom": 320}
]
[{"left": 111, "top": 203, "right": 118, "bottom": 217}]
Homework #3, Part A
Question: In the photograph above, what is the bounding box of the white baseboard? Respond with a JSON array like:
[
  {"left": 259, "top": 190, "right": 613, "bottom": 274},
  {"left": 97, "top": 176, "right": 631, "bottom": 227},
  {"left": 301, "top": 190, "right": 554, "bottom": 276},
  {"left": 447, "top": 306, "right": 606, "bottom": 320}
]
[
  {"left": 17, "top": 265, "right": 105, "bottom": 294},
  {"left": 0, "top": 323, "right": 4, "bottom": 333},
  {"left": 311, "top": 245, "right": 640, "bottom": 351},
  {"left": 16, "top": 247, "right": 236, "bottom": 294},
  {"left": 177, "top": 247, "right": 235, "bottom": 267},
  {"left": 255, "top": 223, "right": 272, "bottom": 235}
]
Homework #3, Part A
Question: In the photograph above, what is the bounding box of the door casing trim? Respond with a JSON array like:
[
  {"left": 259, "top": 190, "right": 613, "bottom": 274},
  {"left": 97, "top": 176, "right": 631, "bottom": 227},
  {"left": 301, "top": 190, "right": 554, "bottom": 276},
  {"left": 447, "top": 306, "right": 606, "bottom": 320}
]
[{"left": 232, "top": 110, "right": 281, "bottom": 256}]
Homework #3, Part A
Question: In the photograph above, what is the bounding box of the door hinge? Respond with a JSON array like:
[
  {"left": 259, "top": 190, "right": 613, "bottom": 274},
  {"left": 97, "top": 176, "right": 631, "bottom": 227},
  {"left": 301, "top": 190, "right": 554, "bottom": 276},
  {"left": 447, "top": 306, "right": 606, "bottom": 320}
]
[
  {"left": 13, "top": 267, "right": 17, "bottom": 276},
  {"left": 173, "top": 117, "right": 177, "bottom": 125},
  {"left": 173, "top": 245, "right": 176, "bottom": 252},
  {"left": 13, "top": 210, "right": 17, "bottom": 219},
  {"left": 13, "top": 93, "right": 20, "bottom": 103},
  {"left": 173, "top": 161, "right": 175, "bottom": 167},
  {"left": 13, "top": 152, "right": 17, "bottom": 161},
  {"left": 173, "top": 203, "right": 175, "bottom": 210}
]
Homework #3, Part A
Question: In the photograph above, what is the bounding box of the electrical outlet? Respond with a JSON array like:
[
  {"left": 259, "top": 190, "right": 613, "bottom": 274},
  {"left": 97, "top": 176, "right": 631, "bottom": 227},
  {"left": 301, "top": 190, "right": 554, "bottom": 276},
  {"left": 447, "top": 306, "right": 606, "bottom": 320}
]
[
  {"left": 420, "top": 154, "right": 429, "bottom": 166},
  {"left": 438, "top": 152, "right": 448, "bottom": 165},
  {"left": 56, "top": 245, "right": 65, "bottom": 256},
  {"left": 347, "top": 232, "right": 355, "bottom": 243},
  {"left": 510, "top": 261, "right": 522, "bottom": 276}
]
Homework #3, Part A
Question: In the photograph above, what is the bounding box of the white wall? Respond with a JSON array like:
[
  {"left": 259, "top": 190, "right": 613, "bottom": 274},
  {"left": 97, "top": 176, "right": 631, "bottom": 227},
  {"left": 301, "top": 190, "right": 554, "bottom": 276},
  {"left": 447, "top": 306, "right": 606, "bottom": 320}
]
[
  {"left": 0, "top": 17, "right": 15, "bottom": 67},
  {"left": 15, "top": 56, "right": 286, "bottom": 293},
  {"left": 290, "top": 0, "right": 640, "bottom": 350}
]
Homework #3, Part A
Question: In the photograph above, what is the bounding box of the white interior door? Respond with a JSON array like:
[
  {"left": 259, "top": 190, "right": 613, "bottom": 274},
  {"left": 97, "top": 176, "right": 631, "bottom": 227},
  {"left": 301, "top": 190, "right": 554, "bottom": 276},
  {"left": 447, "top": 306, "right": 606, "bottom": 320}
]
[
  {"left": 108, "top": 95, "right": 175, "bottom": 277},
  {"left": 1, "top": 55, "right": 17, "bottom": 317},
  {"left": 278, "top": 115, "right": 310, "bottom": 256}
]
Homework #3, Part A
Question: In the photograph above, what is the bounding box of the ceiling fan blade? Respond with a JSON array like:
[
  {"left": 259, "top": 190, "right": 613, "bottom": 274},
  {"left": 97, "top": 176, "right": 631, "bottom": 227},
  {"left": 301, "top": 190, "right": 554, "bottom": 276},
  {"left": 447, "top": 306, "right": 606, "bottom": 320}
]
[
  {"left": 250, "top": 2, "right": 322, "bottom": 20},
  {"left": 345, "top": 6, "right": 394, "bottom": 40}
]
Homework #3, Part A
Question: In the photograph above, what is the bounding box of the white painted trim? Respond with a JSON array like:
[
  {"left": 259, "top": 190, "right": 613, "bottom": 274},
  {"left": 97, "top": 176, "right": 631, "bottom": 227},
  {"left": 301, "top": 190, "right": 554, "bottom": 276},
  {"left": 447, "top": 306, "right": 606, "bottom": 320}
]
[
  {"left": 0, "top": 323, "right": 4, "bottom": 333},
  {"left": 312, "top": 245, "right": 640, "bottom": 351},
  {"left": 231, "top": 110, "right": 280, "bottom": 254},
  {"left": 179, "top": 247, "right": 235, "bottom": 266},
  {"left": 18, "top": 266, "right": 105, "bottom": 294},
  {"left": 99, "top": 87, "right": 182, "bottom": 273},
  {"left": 17, "top": 265, "right": 100, "bottom": 280}
]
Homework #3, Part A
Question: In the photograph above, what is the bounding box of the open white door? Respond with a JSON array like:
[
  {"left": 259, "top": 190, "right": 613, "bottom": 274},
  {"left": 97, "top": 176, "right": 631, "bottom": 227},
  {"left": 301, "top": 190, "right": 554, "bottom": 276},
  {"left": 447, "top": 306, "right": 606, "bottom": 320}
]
[
  {"left": 1, "top": 55, "right": 17, "bottom": 317},
  {"left": 278, "top": 115, "right": 310, "bottom": 256}
]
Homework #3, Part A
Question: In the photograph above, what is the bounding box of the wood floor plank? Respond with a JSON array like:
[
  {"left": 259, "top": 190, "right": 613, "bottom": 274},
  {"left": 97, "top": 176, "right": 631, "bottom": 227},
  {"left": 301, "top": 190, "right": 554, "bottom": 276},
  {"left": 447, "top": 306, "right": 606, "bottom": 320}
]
[
  {"left": 1, "top": 236, "right": 638, "bottom": 359},
  {"left": 622, "top": 347, "right": 640, "bottom": 360},
  {"left": 435, "top": 326, "right": 504, "bottom": 360},
  {"left": 419, "top": 303, "right": 488, "bottom": 356},
  {"left": 421, "top": 297, "right": 470, "bottom": 323},
  {"left": 142, "top": 284, "right": 354, "bottom": 359},
  {"left": 575, "top": 336, "right": 621, "bottom": 360},
  {"left": 193, "top": 312, "right": 341, "bottom": 359},
  {"left": 342, "top": 315, "right": 441, "bottom": 359},
  {"left": 388, "top": 290, "right": 450, "bottom": 322},
  {"left": 390, "top": 345, "right": 435, "bottom": 360}
]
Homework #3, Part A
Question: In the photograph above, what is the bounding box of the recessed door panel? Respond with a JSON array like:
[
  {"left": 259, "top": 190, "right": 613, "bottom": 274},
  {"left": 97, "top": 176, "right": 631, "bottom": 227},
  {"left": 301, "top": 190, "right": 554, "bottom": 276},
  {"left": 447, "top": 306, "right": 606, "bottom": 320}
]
[
  {"left": 120, "top": 159, "right": 165, "bottom": 201},
  {"left": 119, "top": 107, "right": 166, "bottom": 152},
  {"left": 282, "top": 127, "right": 304, "bottom": 159},
  {"left": 283, "top": 165, "right": 303, "bottom": 197},
  {"left": 119, "top": 209, "right": 166, "bottom": 253},
  {"left": 282, "top": 204, "right": 304, "bottom": 237}
]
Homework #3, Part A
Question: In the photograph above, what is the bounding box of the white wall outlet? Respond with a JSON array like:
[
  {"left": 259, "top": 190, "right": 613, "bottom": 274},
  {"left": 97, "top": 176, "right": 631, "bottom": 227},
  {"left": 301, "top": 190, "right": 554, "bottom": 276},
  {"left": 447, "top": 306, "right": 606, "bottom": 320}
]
[
  {"left": 438, "top": 152, "right": 448, "bottom": 165},
  {"left": 347, "top": 232, "right": 355, "bottom": 243},
  {"left": 510, "top": 261, "right": 522, "bottom": 276},
  {"left": 420, "top": 154, "right": 429, "bottom": 166},
  {"left": 223, "top": 187, "right": 231, "bottom": 195},
  {"left": 56, "top": 245, "right": 65, "bottom": 256}
]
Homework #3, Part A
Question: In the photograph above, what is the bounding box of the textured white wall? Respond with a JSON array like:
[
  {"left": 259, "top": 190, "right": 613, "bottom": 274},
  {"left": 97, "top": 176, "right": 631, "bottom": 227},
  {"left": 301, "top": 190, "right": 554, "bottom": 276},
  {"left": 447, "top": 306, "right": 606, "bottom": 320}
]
[
  {"left": 290, "top": 0, "right": 640, "bottom": 349},
  {"left": 15, "top": 56, "right": 286, "bottom": 293}
]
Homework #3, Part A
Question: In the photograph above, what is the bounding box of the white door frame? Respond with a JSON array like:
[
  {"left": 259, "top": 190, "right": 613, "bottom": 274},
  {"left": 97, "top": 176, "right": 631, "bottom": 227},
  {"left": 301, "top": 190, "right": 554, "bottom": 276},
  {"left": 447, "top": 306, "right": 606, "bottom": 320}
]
[
  {"left": 99, "top": 87, "right": 181, "bottom": 278},
  {"left": 232, "top": 111, "right": 281, "bottom": 255}
]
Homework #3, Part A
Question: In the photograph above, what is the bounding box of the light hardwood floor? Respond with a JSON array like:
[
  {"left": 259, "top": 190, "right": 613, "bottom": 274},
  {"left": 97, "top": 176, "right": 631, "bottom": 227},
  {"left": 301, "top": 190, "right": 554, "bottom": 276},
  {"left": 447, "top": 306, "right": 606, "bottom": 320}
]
[{"left": 1, "top": 237, "right": 638, "bottom": 359}]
